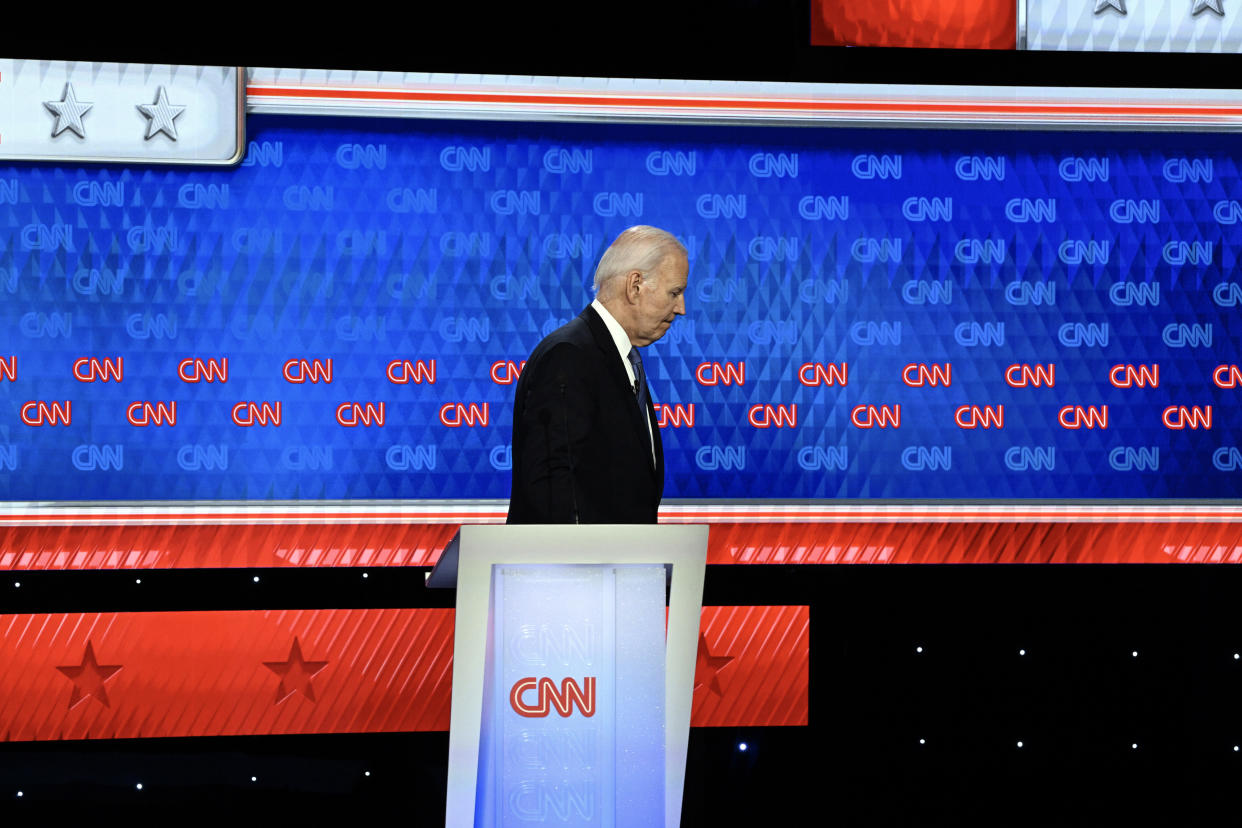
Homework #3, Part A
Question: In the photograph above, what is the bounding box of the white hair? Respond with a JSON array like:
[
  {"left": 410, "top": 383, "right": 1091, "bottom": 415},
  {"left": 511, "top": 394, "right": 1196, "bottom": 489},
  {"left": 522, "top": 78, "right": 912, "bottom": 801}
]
[{"left": 592, "top": 226, "right": 687, "bottom": 296}]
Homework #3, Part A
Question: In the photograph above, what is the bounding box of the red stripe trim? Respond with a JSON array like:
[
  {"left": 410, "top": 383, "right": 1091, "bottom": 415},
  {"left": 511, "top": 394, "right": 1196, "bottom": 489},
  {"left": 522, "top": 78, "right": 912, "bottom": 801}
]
[
  {"left": 3, "top": 521, "right": 1241, "bottom": 569},
  {"left": 0, "top": 510, "right": 1236, "bottom": 524},
  {"left": 245, "top": 85, "right": 1242, "bottom": 119},
  {"left": 0, "top": 512, "right": 508, "bottom": 521}
]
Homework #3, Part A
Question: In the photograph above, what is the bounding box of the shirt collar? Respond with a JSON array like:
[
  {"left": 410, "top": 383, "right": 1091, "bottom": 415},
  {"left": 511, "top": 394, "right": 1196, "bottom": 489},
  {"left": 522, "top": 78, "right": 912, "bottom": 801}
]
[{"left": 590, "top": 298, "right": 634, "bottom": 365}]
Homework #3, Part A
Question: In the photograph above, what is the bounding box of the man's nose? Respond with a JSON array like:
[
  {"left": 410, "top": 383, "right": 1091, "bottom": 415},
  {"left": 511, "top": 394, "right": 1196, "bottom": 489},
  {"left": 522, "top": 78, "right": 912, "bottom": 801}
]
[{"left": 675, "top": 294, "right": 686, "bottom": 315}]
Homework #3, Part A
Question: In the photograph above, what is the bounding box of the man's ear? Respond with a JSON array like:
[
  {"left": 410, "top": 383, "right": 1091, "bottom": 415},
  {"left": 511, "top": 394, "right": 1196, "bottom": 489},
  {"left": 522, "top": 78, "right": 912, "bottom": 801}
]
[{"left": 624, "top": 270, "right": 644, "bottom": 303}]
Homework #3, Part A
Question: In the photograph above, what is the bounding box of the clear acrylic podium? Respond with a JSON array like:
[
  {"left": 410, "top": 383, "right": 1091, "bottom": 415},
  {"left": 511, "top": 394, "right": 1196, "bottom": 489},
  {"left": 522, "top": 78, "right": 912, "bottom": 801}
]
[{"left": 428, "top": 524, "right": 709, "bottom": 827}]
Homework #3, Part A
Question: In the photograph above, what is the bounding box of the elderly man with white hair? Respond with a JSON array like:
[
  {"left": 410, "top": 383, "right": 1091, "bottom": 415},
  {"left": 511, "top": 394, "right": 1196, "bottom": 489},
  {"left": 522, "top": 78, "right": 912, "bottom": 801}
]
[{"left": 507, "top": 225, "right": 689, "bottom": 524}]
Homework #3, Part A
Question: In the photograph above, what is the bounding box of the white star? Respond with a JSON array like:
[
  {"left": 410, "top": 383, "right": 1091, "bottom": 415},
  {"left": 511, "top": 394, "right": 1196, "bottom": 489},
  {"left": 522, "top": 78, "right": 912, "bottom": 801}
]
[
  {"left": 1192, "top": 0, "right": 1225, "bottom": 15},
  {"left": 1093, "top": 0, "right": 1126, "bottom": 14},
  {"left": 44, "top": 83, "right": 93, "bottom": 139},
  {"left": 137, "top": 86, "right": 186, "bottom": 141}
]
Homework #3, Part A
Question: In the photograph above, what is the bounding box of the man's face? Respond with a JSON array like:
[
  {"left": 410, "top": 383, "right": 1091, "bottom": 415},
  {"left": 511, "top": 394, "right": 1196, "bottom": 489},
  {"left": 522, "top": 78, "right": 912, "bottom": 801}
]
[{"left": 632, "top": 253, "right": 688, "bottom": 346}]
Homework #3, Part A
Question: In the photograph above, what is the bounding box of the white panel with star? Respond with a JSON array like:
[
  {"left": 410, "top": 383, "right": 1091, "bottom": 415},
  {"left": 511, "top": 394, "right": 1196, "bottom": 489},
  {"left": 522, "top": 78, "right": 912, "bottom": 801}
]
[
  {"left": 1026, "top": 0, "right": 1242, "bottom": 51},
  {"left": 0, "top": 60, "right": 241, "bottom": 164}
]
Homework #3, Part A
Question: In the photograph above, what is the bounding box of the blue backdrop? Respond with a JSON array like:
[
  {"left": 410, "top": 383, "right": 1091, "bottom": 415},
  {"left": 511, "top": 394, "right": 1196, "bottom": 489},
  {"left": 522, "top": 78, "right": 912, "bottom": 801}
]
[{"left": 0, "top": 116, "right": 1238, "bottom": 499}]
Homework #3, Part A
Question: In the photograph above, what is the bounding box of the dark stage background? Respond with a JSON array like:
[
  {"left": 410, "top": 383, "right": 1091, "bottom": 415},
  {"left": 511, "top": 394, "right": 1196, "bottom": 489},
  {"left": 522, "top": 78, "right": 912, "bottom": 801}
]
[{"left": 4, "top": 562, "right": 1240, "bottom": 823}]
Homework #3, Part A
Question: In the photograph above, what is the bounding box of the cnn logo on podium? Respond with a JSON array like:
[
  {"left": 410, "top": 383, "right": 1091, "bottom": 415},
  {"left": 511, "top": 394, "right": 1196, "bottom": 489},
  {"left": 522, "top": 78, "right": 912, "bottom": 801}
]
[{"left": 509, "top": 677, "right": 596, "bottom": 718}]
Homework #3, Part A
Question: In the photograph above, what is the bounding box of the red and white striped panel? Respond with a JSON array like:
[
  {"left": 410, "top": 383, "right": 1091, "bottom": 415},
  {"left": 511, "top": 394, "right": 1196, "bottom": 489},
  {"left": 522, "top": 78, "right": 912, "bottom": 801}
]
[
  {"left": 1, "top": 505, "right": 1240, "bottom": 569},
  {"left": 245, "top": 68, "right": 1242, "bottom": 130}
]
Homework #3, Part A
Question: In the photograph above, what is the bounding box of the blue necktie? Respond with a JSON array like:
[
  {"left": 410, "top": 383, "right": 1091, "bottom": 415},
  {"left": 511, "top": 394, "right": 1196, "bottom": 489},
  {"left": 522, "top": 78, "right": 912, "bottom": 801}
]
[{"left": 627, "top": 347, "right": 650, "bottom": 429}]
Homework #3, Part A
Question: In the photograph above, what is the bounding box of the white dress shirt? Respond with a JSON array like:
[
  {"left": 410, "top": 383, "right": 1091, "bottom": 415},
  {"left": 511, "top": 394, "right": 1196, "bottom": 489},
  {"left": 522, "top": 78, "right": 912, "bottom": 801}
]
[{"left": 591, "top": 299, "right": 655, "bottom": 464}]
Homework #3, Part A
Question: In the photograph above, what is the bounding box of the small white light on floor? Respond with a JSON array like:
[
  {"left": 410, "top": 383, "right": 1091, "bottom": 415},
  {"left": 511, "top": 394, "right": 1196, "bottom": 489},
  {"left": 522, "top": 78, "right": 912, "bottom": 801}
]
[
  {"left": 738, "top": 742, "right": 748, "bottom": 752},
  {"left": 1131, "top": 650, "right": 1138, "bottom": 657},
  {"left": 916, "top": 646, "right": 923, "bottom": 653},
  {"left": 136, "top": 783, "right": 143, "bottom": 791},
  {"left": 1016, "top": 741, "right": 1024, "bottom": 748},
  {"left": 919, "top": 738, "right": 925, "bottom": 745},
  {"left": 1234, "top": 746, "right": 1239, "bottom": 752},
  {"left": 253, "top": 576, "right": 260, "bottom": 583},
  {"left": 1131, "top": 743, "right": 1138, "bottom": 749},
  {"left": 13, "top": 582, "right": 19, "bottom": 588},
  {"left": 135, "top": 579, "right": 141, "bottom": 585},
  {"left": 364, "top": 771, "right": 371, "bottom": 777},
  {"left": 1234, "top": 653, "right": 1239, "bottom": 660},
  {"left": 251, "top": 776, "right": 257, "bottom": 782},
  {"left": 16, "top": 791, "right": 22, "bottom": 797},
  {"left": 1019, "top": 649, "right": 1026, "bottom": 656},
  {"left": 362, "top": 572, "right": 369, "bottom": 579}
]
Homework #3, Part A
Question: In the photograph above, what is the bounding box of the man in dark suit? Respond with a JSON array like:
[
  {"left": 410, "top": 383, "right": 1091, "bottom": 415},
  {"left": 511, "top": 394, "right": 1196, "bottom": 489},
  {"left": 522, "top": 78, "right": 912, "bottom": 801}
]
[{"left": 507, "top": 226, "right": 689, "bottom": 523}]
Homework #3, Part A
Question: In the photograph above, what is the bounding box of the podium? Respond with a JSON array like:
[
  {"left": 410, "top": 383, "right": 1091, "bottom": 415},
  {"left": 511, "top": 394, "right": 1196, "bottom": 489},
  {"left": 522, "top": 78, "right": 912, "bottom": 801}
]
[{"left": 428, "top": 524, "right": 709, "bottom": 827}]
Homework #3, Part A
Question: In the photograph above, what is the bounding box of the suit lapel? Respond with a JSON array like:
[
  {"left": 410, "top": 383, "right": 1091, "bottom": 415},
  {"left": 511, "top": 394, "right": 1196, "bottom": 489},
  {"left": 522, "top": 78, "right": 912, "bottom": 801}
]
[
  {"left": 581, "top": 305, "right": 634, "bottom": 398},
  {"left": 648, "top": 394, "right": 664, "bottom": 488},
  {"left": 580, "top": 306, "right": 658, "bottom": 476}
]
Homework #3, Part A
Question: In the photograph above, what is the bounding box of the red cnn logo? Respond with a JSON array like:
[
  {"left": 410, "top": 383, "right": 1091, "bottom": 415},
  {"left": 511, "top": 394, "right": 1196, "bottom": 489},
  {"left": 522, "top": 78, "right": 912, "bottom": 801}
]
[
  {"left": 1163, "top": 405, "right": 1212, "bottom": 430},
  {"left": 440, "top": 403, "right": 489, "bottom": 427},
  {"left": 178, "top": 358, "right": 229, "bottom": 383},
  {"left": 126, "top": 401, "right": 177, "bottom": 426},
  {"left": 1058, "top": 405, "right": 1108, "bottom": 429},
  {"left": 20, "top": 401, "right": 71, "bottom": 426},
  {"left": 850, "top": 404, "right": 900, "bottom": 429},
  {"left": 489, "top": 360, "right": 526, "bottom": 385},
  {"left": 748, "top": 404, "right": 797, "bottom": 428},
  {"left": 655, "top": 403, "right": 695, "bottom": 428},
  {"left": 509, "top": 677, "right": 596, "bottom": 718},
  {"left": 283, "top": 359, "right": 333, "bottom": 383},
  {"left": 955, "top": 405, "right": 1004, "bottom": 429},
  {"left": 232, "top": 402, "right": 282, "bottom": 427},
  {"left": 798, "top": 362, "right": 847, "bottom": 386},
  {"left": 73, "top": 357, "right": 123, "bottom": 382},
  {"left": 695, "top": 361, "right": 745, "bottom": 386},
  {"left": 336, "top": 402, "right": 385, "bottom": 426},
  {"left": 902, "top": 363, "right": 951, "bottom": 387},
  {"left": 386, "top": 359, "right": 436, "bottom": 384},
  {"left": 1109, "top": 364, "right": 1159, "bottom": 388},
  {"left": 1214, "top": 365, "right": 1242, "bottom": 388},
  {"left": 1005, "top": 364, "right": 1056, "bottom": 388}
]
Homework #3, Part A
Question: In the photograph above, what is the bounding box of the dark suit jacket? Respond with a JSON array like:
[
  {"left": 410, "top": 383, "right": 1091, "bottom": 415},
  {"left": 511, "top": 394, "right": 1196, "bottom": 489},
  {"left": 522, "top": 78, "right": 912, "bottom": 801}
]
[{"left": 507, "top": 305, "right": 663, "bottom": 523}]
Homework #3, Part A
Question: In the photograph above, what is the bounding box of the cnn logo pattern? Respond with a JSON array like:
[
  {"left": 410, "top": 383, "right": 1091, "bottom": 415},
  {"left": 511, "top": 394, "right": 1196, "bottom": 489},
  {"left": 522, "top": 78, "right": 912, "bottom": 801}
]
[{"left": 0, "top": 122, "right": 1239, "bottom": 499}]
